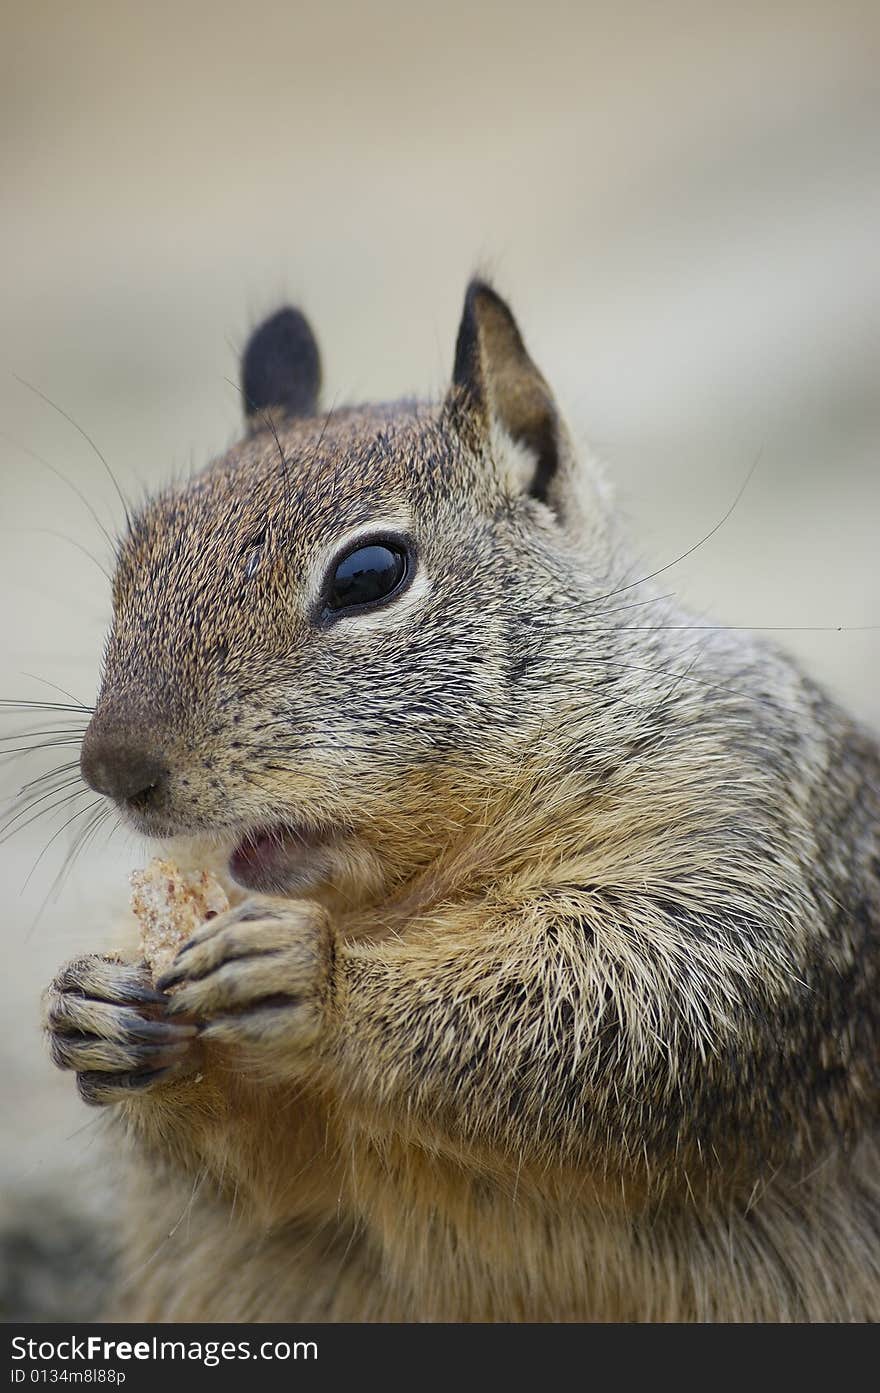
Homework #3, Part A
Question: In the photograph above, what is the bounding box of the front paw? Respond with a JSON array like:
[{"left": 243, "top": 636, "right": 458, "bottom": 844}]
[
  {"left": 43, "top": 956, "right": 199, "bottom": 1106},
  {"left": 156, "top": 898, "right": 333, "bottom": 1070}
]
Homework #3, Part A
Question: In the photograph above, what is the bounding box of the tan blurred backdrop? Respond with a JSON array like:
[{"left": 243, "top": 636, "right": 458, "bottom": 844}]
[{"left": 1, "top": 0, "right": 878, "bottom": 1314}]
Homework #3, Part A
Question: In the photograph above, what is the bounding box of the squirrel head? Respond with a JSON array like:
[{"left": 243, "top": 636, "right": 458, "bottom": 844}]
[{"left": 80, "top": 281, "right": 615, "bottom": 904}]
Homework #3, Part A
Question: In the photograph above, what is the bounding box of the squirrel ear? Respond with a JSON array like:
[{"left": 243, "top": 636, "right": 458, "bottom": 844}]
[
  {"left": 450, "top": 279, "right": 560, "bottom": 506},
  {"left": 240, "top": 307, "right": 321, "bottom": 425}
]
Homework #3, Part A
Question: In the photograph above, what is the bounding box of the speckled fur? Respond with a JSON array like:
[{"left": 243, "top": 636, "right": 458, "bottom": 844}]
[{"left": 44, "top": 283, "right": 880, "bottom": 1321}]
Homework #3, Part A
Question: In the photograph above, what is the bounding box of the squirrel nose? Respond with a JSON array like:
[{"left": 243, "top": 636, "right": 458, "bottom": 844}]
[{"left": 80, "top": 729, "right": 169, "bottom": 805}]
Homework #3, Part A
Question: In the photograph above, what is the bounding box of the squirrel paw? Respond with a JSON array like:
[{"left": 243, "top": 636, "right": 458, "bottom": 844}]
[
  {"left": 157, "top": 898, "right": 332, "bottom": 1068},
  {"left": 42, "top": 956, "right": 199, "bottom": 1106}
]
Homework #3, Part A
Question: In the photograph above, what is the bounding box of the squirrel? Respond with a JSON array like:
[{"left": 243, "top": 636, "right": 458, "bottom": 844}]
[{"left": 41, "top": 280, "right": 880, "bottom": 1322}]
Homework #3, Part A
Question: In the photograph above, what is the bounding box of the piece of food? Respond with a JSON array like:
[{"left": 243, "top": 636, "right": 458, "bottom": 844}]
[{"left": 130, "top": 857, "right": 230, "bottom": 981}]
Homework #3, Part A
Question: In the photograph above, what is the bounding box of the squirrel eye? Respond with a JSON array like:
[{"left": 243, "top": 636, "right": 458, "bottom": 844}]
[{"left": 327, "top": 542, "right": 408, "bottom": 613}]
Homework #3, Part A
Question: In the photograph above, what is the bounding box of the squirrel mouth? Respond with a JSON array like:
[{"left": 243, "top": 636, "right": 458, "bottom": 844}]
[{"left": 229, "top": 822, "right": 332, "bottom": 895}]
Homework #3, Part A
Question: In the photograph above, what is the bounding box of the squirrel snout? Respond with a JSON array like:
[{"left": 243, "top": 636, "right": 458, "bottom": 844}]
[{"left": 80, "top": 725, "right": 169, "bottom": 807}]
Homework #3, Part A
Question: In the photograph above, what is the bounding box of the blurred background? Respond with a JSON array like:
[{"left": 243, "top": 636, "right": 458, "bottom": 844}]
[{"left": 1, "top": 0, "right": 878, "bottom": 1317}]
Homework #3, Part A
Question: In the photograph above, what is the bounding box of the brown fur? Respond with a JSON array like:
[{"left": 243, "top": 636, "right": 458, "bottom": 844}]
[{"left": 43, "top": 282, "right": 880, "bottom": 1321}]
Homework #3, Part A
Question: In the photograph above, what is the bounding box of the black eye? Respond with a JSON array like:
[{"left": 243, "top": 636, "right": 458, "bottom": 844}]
[{"left": 327, "top": 542, "right": 409, "bottom": 613}]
